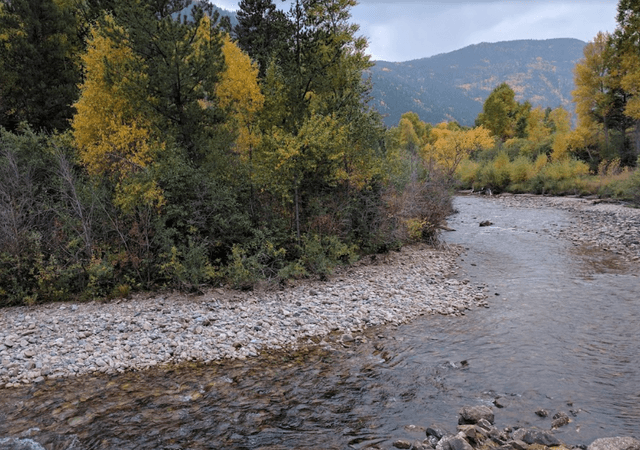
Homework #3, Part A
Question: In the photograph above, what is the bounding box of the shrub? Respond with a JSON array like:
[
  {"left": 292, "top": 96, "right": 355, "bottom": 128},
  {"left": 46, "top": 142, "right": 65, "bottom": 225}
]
[
  {"left": 225, "top": 237, "right": 288, "bottom": 290},
  {"left": 456, "top": 159, "right": 480, "bottom": 187},
  {"left": 297, "top": 234, "right": 358, "bottom": 280},
  {"left": 508, "top": 156, "right": 535, "bottom": 184},
  {"left": 476, "top": 152, "right": 511, "bottom": 192}
]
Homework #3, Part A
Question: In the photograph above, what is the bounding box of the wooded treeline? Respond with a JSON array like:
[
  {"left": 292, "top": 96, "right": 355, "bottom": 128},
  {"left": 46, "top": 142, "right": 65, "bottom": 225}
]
[
  {"left": 0, "top": 0, "right": 451, "bottom": 305},
  {"left": 388, "top": 1, "right": 640, "bottom": 199},
  {"left": 3, "top": 0, "right": 640, "bottom": 306}
]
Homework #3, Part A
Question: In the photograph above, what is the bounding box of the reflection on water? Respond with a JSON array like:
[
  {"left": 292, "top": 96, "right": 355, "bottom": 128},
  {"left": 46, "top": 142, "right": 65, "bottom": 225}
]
[{"left": 1, "top": 196, "right": 639, "bottom": 449}]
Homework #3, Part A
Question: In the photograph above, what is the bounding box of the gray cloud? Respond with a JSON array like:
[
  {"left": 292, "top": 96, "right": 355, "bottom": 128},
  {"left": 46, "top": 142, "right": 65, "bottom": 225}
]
[
  {"left": 213, "top": 0, "right": 619, "bottom": 62},
  {"left": 352, "top": 1, "right": 618, "bottom": 61}
]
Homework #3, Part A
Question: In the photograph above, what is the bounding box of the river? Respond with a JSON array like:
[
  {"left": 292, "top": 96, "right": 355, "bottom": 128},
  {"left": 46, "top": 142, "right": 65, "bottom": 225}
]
[{"left": 1, "top": 195, "right": 638, "bottom": 449}]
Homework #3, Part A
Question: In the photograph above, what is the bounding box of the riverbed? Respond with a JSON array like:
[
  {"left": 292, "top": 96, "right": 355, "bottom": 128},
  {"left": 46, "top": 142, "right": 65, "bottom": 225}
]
[{"left": 0, "top": 195, "right": 638, "bottom": 449}]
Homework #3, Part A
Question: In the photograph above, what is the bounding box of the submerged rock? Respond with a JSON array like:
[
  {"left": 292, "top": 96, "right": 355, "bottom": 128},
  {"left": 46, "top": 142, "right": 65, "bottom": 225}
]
[
  {"left": 552, "top": 411, "right": 571, "bottom": 429},
  {"left": 511, "top": 428, "right": 560, "bottom": 447}
]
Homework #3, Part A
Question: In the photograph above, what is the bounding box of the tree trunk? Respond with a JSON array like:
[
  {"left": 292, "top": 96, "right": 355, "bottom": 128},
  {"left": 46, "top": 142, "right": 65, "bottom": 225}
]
[
  {"left": 634, "top": 120, "right": 640, "bottom": 162},
  {"left": 294, "top": 183, "right": 301, "bottom": 244}
]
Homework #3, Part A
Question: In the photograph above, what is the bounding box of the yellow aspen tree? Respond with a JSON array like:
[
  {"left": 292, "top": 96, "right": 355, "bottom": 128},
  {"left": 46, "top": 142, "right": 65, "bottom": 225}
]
[
  {"left": 73, "top": 18, "right": 156, "bottom": 177},
  {"left": 215, "top": 35, "right": 264, "bottom": 161},
  {"left": 522, "top": 107, "right": 552, "bottom": 156},
  {"left": 72, "top": 18, "right": 164, "bottom": 211},
  {"left": 549, "top": 107, "right": 572, "bottom": 161},
  {"left": 423, "top": 123, "right": 494, "bottom": 176},
  {"left": 572, "top": 32, "right": 615, "bottom": 149}
]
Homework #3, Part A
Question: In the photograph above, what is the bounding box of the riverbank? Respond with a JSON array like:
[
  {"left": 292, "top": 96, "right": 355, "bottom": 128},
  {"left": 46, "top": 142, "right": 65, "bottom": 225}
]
[
  {"left": 490, "top": 193, "right": 640, "bottom": 263},
  {"left": 0, "top": 243, "right": 489, "bottom": 388},
  {"left": 390, "top": 404, "right": 640, "bottom": 450},
  {"left": 2, "top": 193, "right": 637, "bottom": 390}
]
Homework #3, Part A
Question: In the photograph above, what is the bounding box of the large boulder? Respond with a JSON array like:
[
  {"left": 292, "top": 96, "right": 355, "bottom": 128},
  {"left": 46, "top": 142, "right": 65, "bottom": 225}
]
[
  {"left": 458, "top": 405, "right": 495, "bottom": 425},
  {"left": 512, "top": 428, "right": 560, "bottom": 447},
  {"left": 588, "top": 437, "right": 640, "bottom": 450}
]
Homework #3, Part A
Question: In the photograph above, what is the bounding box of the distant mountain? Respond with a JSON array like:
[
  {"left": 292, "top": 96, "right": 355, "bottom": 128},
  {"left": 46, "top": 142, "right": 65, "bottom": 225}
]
[
  {"left": 368, "top": 38, "right": 587, "bottom": 127},
  {"left": 211, "top": 4, "right": 238, "bottom": 28}
]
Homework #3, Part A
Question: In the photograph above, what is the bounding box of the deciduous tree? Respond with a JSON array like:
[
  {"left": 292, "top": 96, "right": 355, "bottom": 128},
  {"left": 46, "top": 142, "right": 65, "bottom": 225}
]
[
  {"left": 476, "top": 83, "right": 518, "bottom": 141},
  {"left": 424, "top": 123, "right": 494, "bottom": 176},
  {"left": 573, "top": 32, "right": 616, "bottom": 152},
  {"left": 251, "top": 0, "right": 384, "bottom": 241}
]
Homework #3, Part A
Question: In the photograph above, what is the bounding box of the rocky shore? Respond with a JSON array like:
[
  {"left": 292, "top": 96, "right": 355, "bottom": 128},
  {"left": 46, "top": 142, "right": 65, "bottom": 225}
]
[
  {"left": 390, "top": 405, "right": 640, "bottom": 450},
  {"left": 0, "top": 244, "right": 489, "bottom": 388},
  {"left": 1, "top": 193, "right": 637, "bottom": 390},
  {"left": 491, "top": 194, "right": 640, "bottom": 263}
]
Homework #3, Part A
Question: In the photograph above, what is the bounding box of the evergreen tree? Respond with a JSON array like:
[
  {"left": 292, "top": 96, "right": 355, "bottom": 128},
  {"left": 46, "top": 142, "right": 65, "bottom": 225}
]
[
  {"left": 253, "top": 0, "right": 385, "bottom": 242},
  {"left": 234, "top": 0, "right": 289, "bottom": 77},
  {"left": 0, "top": 0, "right": 82, "bottom": 132}
]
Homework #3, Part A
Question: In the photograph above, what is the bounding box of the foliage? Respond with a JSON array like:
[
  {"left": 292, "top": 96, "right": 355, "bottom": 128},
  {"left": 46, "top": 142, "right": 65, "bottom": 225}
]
[
  {"left": 216, "top": 34, "right": 264, "bottom": 160},
  {"left": 0, "top": 0, "right": 466, "bottom": 304},
  {"left": 423, "top": 123, "right": 494, "bottom": 176},
  {"left": 234, "top": 0, "right": 289, "bottom": 77},
  {"left": 476, "top": 83, "right": 520, "bottom": 141},
  {"left": 572, "top": 31, "right": 617, "bottom": 161},
  {"left": 0, "top": 0, "right": 81, "bottom": 132},
  {"left": 73, "top": 18, "right": 158, "bottom": 180},
  {"left": 247, "top": 0, "right": 387, "bottom": 242},
  {"left": 0, "top": 128, "right": 93, "bottom": 306}
]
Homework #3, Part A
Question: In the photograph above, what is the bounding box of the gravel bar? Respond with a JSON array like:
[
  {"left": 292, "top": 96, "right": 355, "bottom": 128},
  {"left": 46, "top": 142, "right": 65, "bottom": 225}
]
[
  {"left": 492, "top": 194, "right": 640, "bottom": 263},
  {"left": 4, "top": 193, "right": 635, "bottom": 389},
  {"left": 0, "top": 243, "right": 489, "bottom": 388}
]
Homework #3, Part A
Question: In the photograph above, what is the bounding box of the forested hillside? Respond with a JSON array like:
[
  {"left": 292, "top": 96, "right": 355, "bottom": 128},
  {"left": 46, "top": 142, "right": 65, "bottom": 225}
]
[{"left": 370, "top": 39, "right": 586, "bottom": 127}]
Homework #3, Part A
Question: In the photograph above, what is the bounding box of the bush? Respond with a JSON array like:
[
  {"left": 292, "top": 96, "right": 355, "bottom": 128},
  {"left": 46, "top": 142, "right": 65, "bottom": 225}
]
[
  {"left": 297, "top": 234, "right": 358, "bottom": 280},
  {"left": 475, "top": 152, "right": 511, "bottom": 192},
  {"left": 456, "top": 159, "right": 480, "bottom": 187}
]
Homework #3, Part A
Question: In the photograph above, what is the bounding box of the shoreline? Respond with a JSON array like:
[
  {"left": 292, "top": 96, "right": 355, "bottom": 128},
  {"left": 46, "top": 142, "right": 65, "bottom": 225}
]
[
  {"left": 0, "top": 243, "right": 489, "bottom": 389},
  {"left": 489, "top": 193, "right": 640, "bottom": 263},
  {"left": 1, "top": 193, "right": 638, "bottom": 389}
]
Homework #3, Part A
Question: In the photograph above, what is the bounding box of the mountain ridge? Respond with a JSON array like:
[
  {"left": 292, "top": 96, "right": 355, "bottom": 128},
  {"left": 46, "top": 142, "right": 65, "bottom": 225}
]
[
  {"left": 207, "top": 4, "right": 586, "bottom": 128},
  {"left": 368, "top": 38, "right": 587, "bottom": 127}
]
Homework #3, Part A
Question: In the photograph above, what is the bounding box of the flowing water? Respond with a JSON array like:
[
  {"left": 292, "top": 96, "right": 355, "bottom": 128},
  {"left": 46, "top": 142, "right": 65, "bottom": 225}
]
[{"left": 1, "top": 196, "right": 639, "bottom": 449}]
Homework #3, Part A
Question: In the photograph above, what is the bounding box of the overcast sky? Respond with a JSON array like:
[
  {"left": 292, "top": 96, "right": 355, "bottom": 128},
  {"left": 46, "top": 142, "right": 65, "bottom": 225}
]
[{"left": 212, "top": 0, "right": 619, "bottom": 62}]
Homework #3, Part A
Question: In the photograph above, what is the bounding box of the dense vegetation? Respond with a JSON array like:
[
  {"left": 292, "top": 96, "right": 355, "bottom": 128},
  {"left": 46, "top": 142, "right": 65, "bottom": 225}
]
[
  {"left": 0, "top": 0, "right": 451, "bottom": 305},
  {"left": 3, "top": 0, "right": 640, "bottom": 307}
]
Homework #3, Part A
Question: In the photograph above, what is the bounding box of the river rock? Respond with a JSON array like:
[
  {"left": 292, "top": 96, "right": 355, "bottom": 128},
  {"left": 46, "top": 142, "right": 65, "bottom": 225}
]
[
  {"left": 0, "top": 437, "right": 47, "bottom": 450},
  {"left": 551, "top": 411, "right": 570, "bottom": 429},
  {"left": 493, "top": 397, "right": 508, "bottom": 408},
  {"left": 511, "top": 428, "right": 560, "bottom": 446},
  {"left": 447, "top": 435, "right": 474, "bottom": 450},
  {"left": 0, "top": 243, "right": 490, "bottom": 388},
  {"left": 458, "top": 406, "right": 495, "bottom": 425},
  {"left": 588, "top": 437, "right": 640, "bottom": 450},
  {"left": 393, "top": 439, "right": 413, "bottom": 449},
  {"left": 507, "top": 439, "right": 530, "bottom": 450},
  {"left": 427, "top": 426, "right": 451, "bottom": 440},
  {"left": 476, "top": 418, "right": 493, "bottom": 431},
  {"left": 535, "top": 408, "right": 549, "bottom": 418},
  {"left": 457, "top": 425, "right": 488, "bottom": 445}
]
